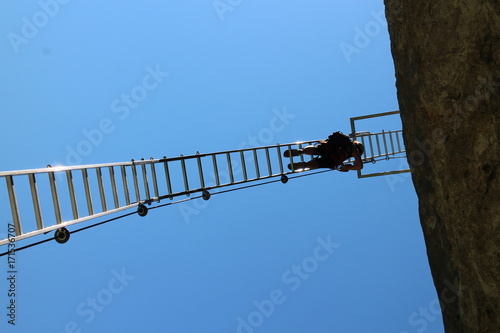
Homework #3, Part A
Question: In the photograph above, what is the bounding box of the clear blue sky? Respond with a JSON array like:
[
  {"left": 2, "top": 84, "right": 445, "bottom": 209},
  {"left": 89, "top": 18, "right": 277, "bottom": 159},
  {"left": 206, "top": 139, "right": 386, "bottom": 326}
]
[{"left": 0, "top": 1, "right": 444, "bottom": 332}]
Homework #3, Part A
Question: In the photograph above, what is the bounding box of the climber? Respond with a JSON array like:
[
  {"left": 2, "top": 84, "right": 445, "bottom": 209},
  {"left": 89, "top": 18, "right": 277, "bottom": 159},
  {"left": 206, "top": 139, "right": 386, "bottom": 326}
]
[{"left": 285, "top": 132, "right": 364, "bottom": 172}]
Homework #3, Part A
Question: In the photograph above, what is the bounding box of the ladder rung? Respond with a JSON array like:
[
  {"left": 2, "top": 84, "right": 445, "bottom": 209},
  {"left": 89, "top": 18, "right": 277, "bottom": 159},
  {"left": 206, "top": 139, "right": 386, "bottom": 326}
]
[
  {"left": 109, "top": 166, "right": 119, "bottom": 209},
  {"left": 48, "top": 172, "right": 62, "bottom": 224},
  {"left": 66, "top": 170, "right": 79, "bottom": 220},
  {"left": 286, "top": 145, "right": 294, "bottom": 172},
  {"left": 163, "top": 159, "right": 173, "bottom": 197},
  {"left": 396, "top": 131, "right": 402, "bottom": 152},
  {"left": 382, "top": 131, "right": 388, "bottom": 157},
  {"left": 120, "top": 165, "right": 131, "bottom": 205},
  {"left": 82, "top": 169, "right": 94, "bottom": 215},
  {"left": 150, "top": 160, "right": 160, "bottom": 200},
  {"left": 226, "top": 153, "right": 234, "bottom": 183},
  {"left": 389, "top": 131, "right": 396, "bottom": 155},
  {"left": 276, "top": 145, "right": 284, "bottom": 174},
  {"left": 141, "top": 161, "right": 150, "bottom": 201},
  {"left": 180, "top": 155, "right": 190, "bottom": 194},
  {"left": 253, "top": 149, "right": 260, "bottom": 178},
  {"left": 28, "top": 174, "right": 44, "bottom": 230},
  {"left": 298, "top": 143, "right": 305, "bottom": 163},
  {"left": 96, "top": 167, "right": 107, "bottom": 212},
  {"left": 240, "top": 151, "right": 247, "bottom": 181},
  {"left": 375, "top": 134, "right": 381, "bottom": 157},
  {"left": 6, "top": 176, "right": 22, "bottom": 236},
  {"left": 368, "top": 135, "right": 375, "bottom": 156},
  {"left": 212, "top": 155, "right": 220, "bottom": 186},
  {"left": 131, "top": 163, "right": 141, "bottom": 202},
  {"left": 360, "top": 136, "right": 367, "bottom": 157},
  {"left": 196, "top": 154, "right": 205, "bottom": 188},
  {"left": 265, "top": 148, "right": 272, "bottom": 176}
]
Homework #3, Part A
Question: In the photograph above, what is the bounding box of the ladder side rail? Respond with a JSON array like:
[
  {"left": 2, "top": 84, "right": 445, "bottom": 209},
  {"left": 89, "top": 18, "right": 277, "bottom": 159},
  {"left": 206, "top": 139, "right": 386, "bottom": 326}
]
[
  {"left": 0, "top": 140, "right": 321, "bottom": 178},
  {"left": 350, "top": 110, "right": 401, "bottom": 122},
  {"left": 154, "top": 167, "right": 299, "bottom": 202},
  {"left": 0, "top": 161, "right": 133, "bottom": 177},
  {"left": 154, "top": 141, "right": 318, "bottom": 162},
  {"left": 358, "top": 169, "right": 411, "bottom": 179}
]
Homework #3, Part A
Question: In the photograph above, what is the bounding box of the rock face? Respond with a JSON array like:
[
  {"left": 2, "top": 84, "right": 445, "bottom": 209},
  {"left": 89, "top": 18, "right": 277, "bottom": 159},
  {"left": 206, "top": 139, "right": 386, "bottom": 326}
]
[{"left": 384, "top": 1, "right": 499, "bottom": 332}]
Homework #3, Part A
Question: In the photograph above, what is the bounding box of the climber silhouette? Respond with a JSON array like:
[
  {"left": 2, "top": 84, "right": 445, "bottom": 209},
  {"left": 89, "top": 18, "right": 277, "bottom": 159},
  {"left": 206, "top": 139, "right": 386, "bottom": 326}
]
[{"left": 285, "top": 132, "right": 364, "bottom": 172}]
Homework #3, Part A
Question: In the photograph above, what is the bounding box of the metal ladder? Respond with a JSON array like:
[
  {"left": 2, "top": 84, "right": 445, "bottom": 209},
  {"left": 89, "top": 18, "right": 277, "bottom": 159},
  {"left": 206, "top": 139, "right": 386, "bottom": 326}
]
[
  {"left": 0, "top": 140, "right": 321, "bottom": 246},
  {"left": 0, "top": 131, "right": 408, "bottom": 247},
  {"left": 349, "top": 111, "right": 410, "bottom": 178},
  {"left": 350, "top": 129, "right": 409, "bottom": 178}
]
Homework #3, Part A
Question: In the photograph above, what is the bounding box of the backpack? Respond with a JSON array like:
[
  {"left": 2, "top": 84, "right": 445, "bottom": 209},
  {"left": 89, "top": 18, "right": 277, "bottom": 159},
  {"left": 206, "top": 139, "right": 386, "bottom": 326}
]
[{"left": 327, "top": 131, "right": 353, "bottom": 156}]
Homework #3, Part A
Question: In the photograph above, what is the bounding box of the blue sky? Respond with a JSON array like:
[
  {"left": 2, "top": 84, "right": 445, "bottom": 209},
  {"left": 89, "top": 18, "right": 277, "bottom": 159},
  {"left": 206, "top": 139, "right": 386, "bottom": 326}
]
[{"left": 0, "top": 1, "right": 444, "bottom": 332}]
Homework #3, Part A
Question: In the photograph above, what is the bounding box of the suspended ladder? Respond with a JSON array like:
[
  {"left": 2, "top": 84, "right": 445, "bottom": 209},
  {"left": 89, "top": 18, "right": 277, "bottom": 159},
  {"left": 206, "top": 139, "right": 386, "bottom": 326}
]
[{"left": 0, "top": 112, "right": 409, "bottom": 250}]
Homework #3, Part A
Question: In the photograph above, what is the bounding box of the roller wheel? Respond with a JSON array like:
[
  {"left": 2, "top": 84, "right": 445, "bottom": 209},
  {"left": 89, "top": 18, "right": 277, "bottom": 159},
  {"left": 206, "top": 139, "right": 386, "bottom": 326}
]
[
  {"left": 280, "top": 175, "right": 289, "bottom": 184},
  {"left": 137, "top": 204, "right": 148, "bottom": 217},
  {"left": 202, "top": 190, "right": 211, "bottom": 201},
  {"left": 54, "top": 227, "right": 70, "bottom": 244}
]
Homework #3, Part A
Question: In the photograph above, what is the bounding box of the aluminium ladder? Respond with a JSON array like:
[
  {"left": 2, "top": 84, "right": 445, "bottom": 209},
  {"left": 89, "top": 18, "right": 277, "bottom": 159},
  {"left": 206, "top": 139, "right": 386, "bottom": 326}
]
[
  {"left": 0, "top": 130, "right": 407, "bottom": 247},
  {"left": 0, "top": 140, "right": 317, "bottom": 246}
]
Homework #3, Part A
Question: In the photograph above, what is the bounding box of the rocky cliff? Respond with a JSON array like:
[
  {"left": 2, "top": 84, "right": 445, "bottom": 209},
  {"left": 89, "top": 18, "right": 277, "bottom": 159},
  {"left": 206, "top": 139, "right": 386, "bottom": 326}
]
[{"left": 384, "top": 1, "right": 499, "bottom": 332}]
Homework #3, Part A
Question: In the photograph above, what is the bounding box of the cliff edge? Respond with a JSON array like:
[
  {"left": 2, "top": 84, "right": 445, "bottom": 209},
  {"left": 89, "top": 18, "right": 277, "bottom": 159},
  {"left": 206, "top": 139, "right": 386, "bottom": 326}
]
[{"left": 384, "top": 1, "right": 499, "bottom": 332}]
